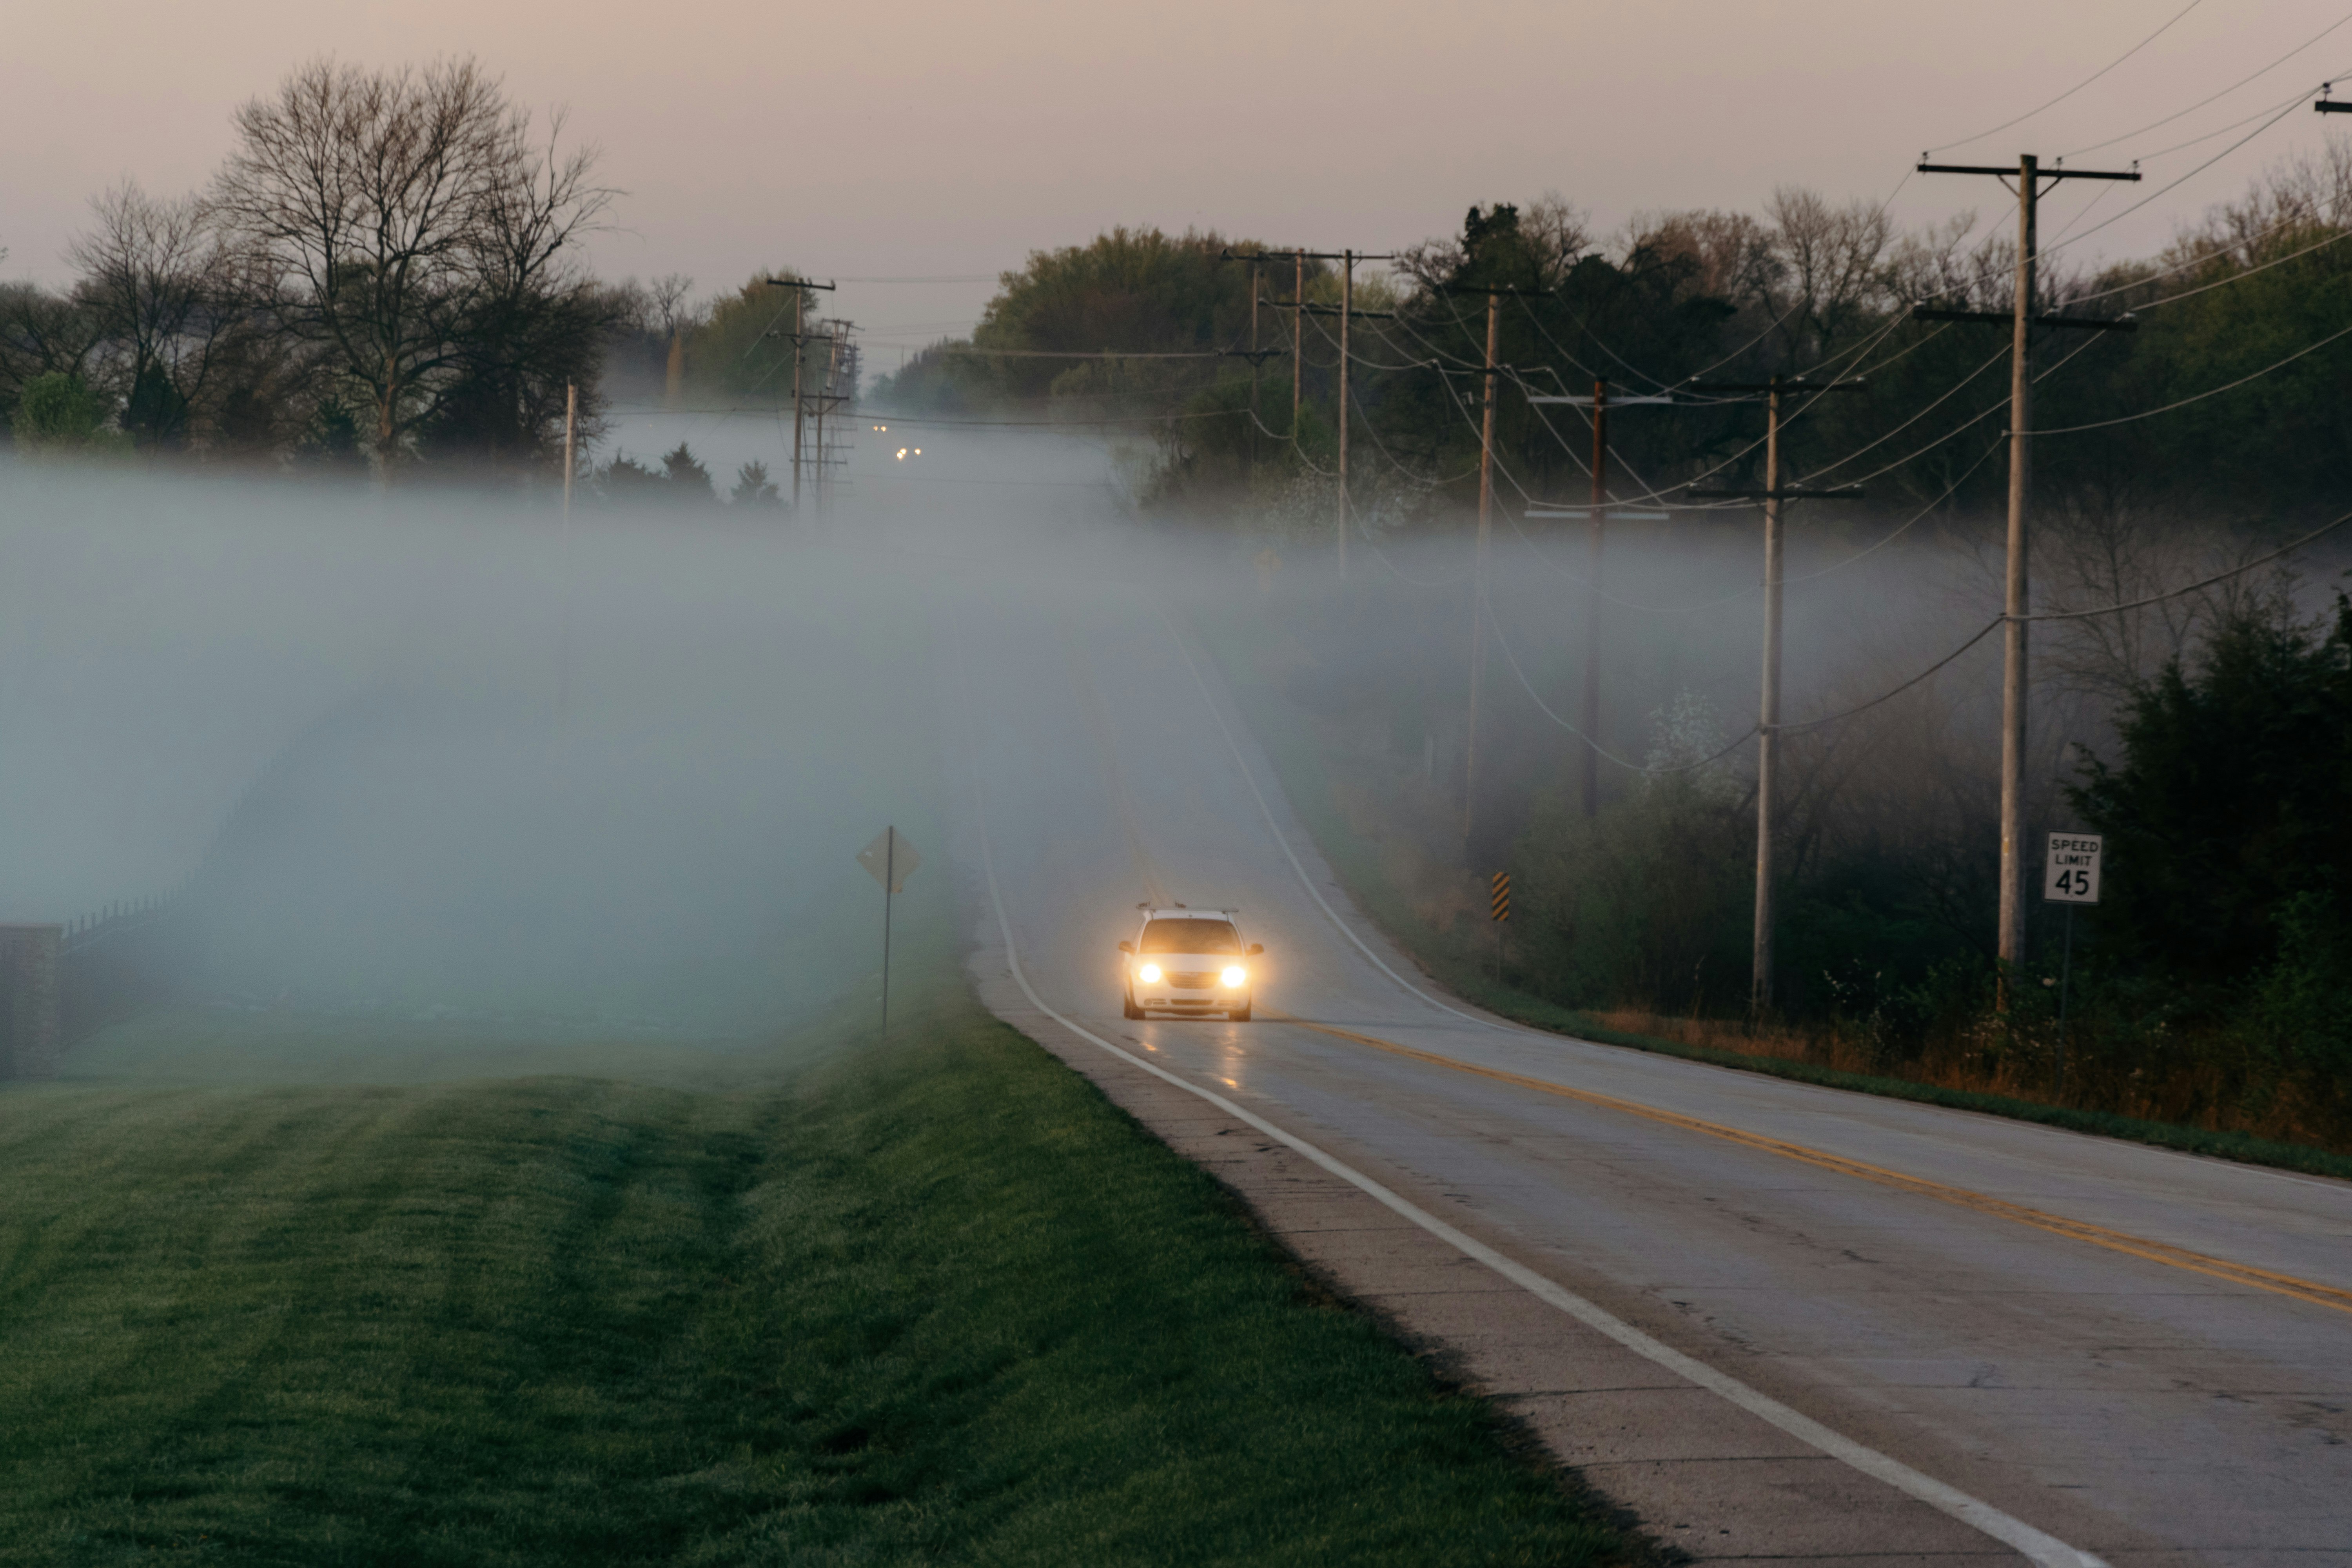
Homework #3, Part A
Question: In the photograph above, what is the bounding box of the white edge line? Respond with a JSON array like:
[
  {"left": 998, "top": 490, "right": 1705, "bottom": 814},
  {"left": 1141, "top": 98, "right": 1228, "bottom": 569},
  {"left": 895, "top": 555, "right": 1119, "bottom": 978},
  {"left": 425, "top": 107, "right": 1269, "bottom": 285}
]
[
  {"left": 966, "top": 758, "right": 2106, "bottom": 1568},
  {"left": 1158, "top": 609, "right": 1498, "bottom": 1031},
  {"left": 1163, "top": 608, "right": 2352, "bottom": 1202},
  {"left": 964, "top": 771, "right": 2107, "bottom": 1568}
]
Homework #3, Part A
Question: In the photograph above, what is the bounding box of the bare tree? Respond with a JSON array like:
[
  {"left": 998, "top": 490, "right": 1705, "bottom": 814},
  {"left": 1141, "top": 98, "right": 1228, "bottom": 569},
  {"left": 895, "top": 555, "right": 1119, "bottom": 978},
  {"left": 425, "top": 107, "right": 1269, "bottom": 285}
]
[
  {"left": 648, "top": 273, "right": 695, "bottom": 339},
  {"left": 67, "top": 182, "right": 248, "bottom": 450},
  {"left": 209, "top": 56, "right": 612, "bottom": 475},
  {"left": 1758, "top": 187, "right": 1898, "bottom": 367},
  {"left": 0, "top": 283, "right": 105, "bottom": 411}
]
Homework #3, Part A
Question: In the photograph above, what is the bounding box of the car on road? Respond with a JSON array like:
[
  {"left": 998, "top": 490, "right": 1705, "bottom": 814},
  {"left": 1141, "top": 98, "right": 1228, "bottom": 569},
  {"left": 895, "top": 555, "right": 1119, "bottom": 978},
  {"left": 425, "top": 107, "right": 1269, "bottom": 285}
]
[{"left": 1119, "top": 907, "right": 1261, "bottom": 1022}]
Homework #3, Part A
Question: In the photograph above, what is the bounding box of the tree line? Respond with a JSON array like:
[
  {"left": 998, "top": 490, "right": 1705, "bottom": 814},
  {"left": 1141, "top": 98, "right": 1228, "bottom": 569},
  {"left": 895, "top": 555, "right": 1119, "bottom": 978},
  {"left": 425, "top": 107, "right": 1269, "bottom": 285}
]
[
  {"left": 1, "top": 57, "right": 728, "bottom": 493},
  {"left": 881, "top": 153, "right": 2352, "bottom": 531},
  {"left": 872, "top": 166, "right": 2352, "bottom": 1147}
]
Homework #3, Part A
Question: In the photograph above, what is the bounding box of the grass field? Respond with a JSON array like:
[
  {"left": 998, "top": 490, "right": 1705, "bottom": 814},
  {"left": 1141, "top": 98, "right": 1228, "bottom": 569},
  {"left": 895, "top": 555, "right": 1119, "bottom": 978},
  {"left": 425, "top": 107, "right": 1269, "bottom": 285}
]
[{"left": 0, "top": 977, "right": 1643, "bottom": 1565}]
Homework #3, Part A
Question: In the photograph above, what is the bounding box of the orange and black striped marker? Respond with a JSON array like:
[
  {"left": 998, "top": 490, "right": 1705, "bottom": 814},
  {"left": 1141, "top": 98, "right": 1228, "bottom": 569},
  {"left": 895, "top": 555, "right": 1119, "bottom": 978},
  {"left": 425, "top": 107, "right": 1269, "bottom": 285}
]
[{"left": 1491, "top": 872, "right": 1510, "bottom": 922}]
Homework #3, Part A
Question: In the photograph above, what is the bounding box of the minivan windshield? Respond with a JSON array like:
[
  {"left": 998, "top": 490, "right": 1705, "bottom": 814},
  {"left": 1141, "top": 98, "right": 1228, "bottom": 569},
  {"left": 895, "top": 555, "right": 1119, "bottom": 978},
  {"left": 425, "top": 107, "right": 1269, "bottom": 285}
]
[{"left": 1139, "top": 918, "right": 1241, "bottom": 955}]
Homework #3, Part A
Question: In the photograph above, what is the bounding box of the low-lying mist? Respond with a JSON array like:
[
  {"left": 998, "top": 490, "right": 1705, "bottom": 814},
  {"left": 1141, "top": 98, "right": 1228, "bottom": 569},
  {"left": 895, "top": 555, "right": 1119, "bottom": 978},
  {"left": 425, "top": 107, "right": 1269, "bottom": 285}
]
[
  {"left": 1, "top": 423, "right": 1125, "bottom": 1052},
  {"left": 10, "top": 420, "right": 2341, "bottom": 1071}
]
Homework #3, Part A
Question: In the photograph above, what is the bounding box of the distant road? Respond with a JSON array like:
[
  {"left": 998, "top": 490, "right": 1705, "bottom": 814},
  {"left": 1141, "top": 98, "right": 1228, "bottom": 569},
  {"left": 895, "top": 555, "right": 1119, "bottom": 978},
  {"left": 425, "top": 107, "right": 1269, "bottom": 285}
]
[{"left": 952, "top": 585, "right": 2352, "bottom": 1565}]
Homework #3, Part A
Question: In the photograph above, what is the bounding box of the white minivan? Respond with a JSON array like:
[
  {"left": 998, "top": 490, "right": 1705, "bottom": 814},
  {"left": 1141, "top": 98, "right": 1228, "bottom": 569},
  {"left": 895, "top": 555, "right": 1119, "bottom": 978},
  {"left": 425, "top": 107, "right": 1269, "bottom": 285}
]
[{"left": 1118, "top": 907, "right": 1261, "bottom": 1021}]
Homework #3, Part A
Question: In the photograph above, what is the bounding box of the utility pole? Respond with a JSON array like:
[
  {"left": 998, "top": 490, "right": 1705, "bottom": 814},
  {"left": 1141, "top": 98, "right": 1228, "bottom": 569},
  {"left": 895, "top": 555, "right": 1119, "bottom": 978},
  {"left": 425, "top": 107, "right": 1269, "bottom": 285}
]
[
  {"left": 1525, "top": 381, "right": 1674, "bottom": 817},
  {"left": 1252, "top": 250, "right": 1397, "bottom": 575},
  {"left": 1465, "top": 289, "right": 1500, "bottom": 838},
  {"left": 792, "top": 290, "right": 807, "bottom": 509},
  {"left": 766, "top": 277, "right": 837, "bottom": 514},
  {"left": 1689, "top": 377, "right": 1866, "bottom": 1011},
  {"left": 560, "top": 381, "right": 576, "bottom": 722},
  {"left": 817, "top": 325, "right": 843, "bottom": 514},
  {"left": 1249, "top": 254, "right": 1261, "bottom": 465},
  {"left": 1435, "top": 281, "right": 1550, "bottom": 842},
  {"left": 563, "top": 382, "right": 577, "bottom": 510},
  {"left": 1293, "top": 250, "right": 1304, "bottom": 434},
  {"left": 1917, "top": 155, "right": 2138, "bottom": 982},
  {"left": 1339, "top": 250, "right": 1352, "bottom": 579}
]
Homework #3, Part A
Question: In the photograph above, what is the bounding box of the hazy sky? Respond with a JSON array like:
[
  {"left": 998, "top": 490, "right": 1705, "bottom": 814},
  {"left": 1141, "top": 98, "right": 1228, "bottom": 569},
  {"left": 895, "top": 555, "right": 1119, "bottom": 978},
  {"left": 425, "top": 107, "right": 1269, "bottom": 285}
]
[{"left": 8, "top": 0, "right": 2350, "bottom": 369}]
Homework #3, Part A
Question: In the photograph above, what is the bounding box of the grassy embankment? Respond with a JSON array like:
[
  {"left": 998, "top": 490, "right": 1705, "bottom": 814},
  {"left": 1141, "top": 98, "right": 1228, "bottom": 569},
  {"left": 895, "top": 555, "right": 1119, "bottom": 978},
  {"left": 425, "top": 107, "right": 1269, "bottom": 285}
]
[
  {"left": 0, "top": 933, "right": 1643, "bottom": 1563},
  {"left": 1201, "top": 610, "right": 2352, "bottom": 1184}
]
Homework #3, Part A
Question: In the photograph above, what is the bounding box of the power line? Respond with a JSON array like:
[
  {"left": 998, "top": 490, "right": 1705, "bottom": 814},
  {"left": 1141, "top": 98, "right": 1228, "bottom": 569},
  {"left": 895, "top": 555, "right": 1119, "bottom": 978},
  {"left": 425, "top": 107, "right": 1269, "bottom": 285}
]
[
  {"left": 2064, "top": 11, "right": 2352, "bottom": 156},
  {"left": 1924, "top": 0, "right": 2208, "bottom": 154},
  {"left": 2034, "top": 316, "right": 2352, "bottom": 432},
  {"left": 2025, "top": 503, "right": 2352, "bottom": 618},
  {"left": 2037, "top": 85, "right": 2314, "bottom": 260},
  {"left": 1782, "top": 501, "right": 2352, "bottom": 736},
  {"left": 1479, "top": 592, "right": 1758, "bottom": 773},
  {"left": 1780, "top": 431, "right": 2011, "bottom": 586}
]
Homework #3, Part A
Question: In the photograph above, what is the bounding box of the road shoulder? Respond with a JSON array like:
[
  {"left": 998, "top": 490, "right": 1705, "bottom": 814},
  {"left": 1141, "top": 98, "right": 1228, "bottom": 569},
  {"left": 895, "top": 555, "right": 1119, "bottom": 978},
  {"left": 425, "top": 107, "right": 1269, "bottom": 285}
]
[{"left": 976, "top": 965, "right": 2027, "bottom": 1565}]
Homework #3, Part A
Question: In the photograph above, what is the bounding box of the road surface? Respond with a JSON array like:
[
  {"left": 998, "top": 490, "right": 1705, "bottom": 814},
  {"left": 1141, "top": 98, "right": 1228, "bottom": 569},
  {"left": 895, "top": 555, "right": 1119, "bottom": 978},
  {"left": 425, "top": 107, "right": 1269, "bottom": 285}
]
[{"left": 948, "top": 586, "right": 2352, "bottom": 1566}]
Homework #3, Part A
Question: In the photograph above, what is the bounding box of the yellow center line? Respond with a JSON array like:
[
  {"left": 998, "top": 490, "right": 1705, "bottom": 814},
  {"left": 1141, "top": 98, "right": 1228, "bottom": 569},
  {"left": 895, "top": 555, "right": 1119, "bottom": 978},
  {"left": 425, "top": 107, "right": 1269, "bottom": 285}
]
[{"left": 1266, "top": 1010, "right": 2352, "bottom": 1319}]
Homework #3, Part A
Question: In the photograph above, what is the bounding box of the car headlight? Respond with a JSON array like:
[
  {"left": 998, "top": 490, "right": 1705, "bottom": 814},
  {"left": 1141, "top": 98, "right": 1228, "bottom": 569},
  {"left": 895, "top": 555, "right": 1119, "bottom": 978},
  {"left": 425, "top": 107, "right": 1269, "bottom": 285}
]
[
  {"left": 1138, "top": 963, "right": 1162, "bottom": 984},
  {"left": 1220, "top": 965, "right": 1247, "bottom": 988}
]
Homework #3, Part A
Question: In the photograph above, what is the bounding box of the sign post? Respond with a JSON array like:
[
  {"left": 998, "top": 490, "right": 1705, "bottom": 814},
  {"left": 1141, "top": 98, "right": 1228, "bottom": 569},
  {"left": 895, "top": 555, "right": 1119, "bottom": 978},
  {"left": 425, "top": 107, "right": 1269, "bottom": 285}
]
[
  {"left": 857, "top": 826, "right": 920, "bottom": 1035},
  {"left": 2042, "top": 832, "right": 2102, "bottom": 1097}
]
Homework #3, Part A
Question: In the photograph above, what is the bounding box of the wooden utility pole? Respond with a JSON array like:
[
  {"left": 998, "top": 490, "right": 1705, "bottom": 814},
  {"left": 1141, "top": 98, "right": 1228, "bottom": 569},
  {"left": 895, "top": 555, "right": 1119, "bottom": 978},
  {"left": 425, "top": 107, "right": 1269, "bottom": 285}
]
[
  {"left": 1581, "top": 379, "right": 1608, "bottom": 817},
  {"left": 817, "top": 327, "right": 842, "bottom": 514},
  {"left": 791, "top": 287, "right": 807, "bottom": 510},
  {"left": 1690, "top": 378, "right": 1866, "bottom": 1011},
  {"left": 1916, "top": 157, "right": 2138, "bottom": 982},
  {"left": 2000, "top": 158, "right": 2035, "bottom": 979},
  {"left": 1338, "top": 249, "right": 1352, "bottom": 579},
  {"left": 560, "top": 381, "right": 576, "bottom": 722},
  {"left": 1245, "top": 248, "right": 1396, "bottom": 565},
  {"left": 562, "top": 381, "right": 576, "bottom": 514},
  {"left": 1464, "top": 290, "right": 1500, "bottom": 838},
  {"left": 1249, "top": 255, "right": 1261, "bottom": 465},
  {"left": 766, "top": 277, "right": 837, "bottom": 514},
  {"left": 1293, "top": 249, "right": 1304, "bottom": 435},
  {"left": 1523, "top": 377, "right": 1672, "bottom": 818},
  {"left": 1759, "top": 381, "right": 1785, "bottom": 1002}
]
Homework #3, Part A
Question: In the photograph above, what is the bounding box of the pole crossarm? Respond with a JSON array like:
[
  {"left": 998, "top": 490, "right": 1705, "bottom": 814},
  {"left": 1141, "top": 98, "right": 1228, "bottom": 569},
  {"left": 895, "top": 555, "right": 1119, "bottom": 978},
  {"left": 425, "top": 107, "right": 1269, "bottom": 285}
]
[
  {"left": 1526, "top": 508, "right": 1668, "bottom": 521},
  {"left": 1261, "top": 298, "right": 1397, "bottom": 319},
  {"left": 1222, "top": 248, "right": 1396, "bottom": 262},
  {"left": 1917, "top": 161, "right": 2141, "bottom": 181},
  {"left": 1686, "top": 378, "right": 1866, "bottom": 396},
  {"left": 1526, "top": 393, "right": 1676, "bottom": 406},
  {"left": 1686, "top": 486, "right": 1866, "bottom": 501},
  {"left": 1911, "top": 305, "right": 2137, "bottom": 330},
  {"left": 765, "top": 278, "right": 839, "bottom": 291},
  {"left": 1221, "top": 346, "right": 1287, "bottom": 365},
  {"left": 1428, "top": 282, "right": 1556, "bottom": 298}
]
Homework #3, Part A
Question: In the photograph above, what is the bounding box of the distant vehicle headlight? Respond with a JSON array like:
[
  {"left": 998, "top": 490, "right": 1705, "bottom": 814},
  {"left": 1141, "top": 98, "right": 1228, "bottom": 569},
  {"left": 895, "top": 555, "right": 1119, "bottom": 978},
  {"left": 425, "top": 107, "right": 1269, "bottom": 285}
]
[
  {"left": 1221, "top": 965, "right": 1247, "bottom": 988},
  {"left": 1138, "top": 963, "right": 1162, "bottom": 984}
]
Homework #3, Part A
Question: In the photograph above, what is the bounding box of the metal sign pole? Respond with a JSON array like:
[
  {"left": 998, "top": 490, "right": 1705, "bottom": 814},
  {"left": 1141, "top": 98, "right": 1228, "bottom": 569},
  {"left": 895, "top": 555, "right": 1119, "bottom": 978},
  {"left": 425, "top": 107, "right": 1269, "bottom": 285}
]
[
  {"left": 857, "top": 826, "right": 921, "bottom": 1040},
  {"left": 2040, "top": 829, "right": 2101, "bottom": 1101},
  {"left": 2056, "top": 904, "right": 2074, "bottom": 1099}
]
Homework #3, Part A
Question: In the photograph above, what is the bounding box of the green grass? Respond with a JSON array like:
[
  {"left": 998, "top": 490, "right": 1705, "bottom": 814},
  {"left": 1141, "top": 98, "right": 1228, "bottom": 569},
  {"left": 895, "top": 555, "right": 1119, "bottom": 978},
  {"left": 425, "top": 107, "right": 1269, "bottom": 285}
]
[{"left": 0, "top": 984, "right": 1641, "bottom": 1565}]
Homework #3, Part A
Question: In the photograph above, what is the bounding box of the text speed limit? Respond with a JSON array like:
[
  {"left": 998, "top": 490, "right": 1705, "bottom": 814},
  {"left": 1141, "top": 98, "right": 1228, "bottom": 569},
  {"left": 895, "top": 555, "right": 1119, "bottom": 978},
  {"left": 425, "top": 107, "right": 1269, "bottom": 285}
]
[{"left": 2044, "top": 832, "right": 2103, "bottom": 904}]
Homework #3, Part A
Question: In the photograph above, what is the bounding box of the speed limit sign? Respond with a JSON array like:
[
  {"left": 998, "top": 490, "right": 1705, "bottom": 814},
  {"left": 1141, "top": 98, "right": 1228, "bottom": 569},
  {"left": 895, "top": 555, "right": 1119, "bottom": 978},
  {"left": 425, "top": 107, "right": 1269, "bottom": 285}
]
[{"left": 2044, "top": 832, "right": 2103, "bottom": 904}]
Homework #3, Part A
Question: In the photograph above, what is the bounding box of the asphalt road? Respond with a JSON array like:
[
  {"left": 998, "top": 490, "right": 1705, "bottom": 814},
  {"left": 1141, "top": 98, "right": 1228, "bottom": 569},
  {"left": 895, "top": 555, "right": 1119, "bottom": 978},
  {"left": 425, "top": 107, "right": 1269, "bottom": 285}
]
[{"left": 949, "top": 584, "right": 2352, "bottom": 1566}]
